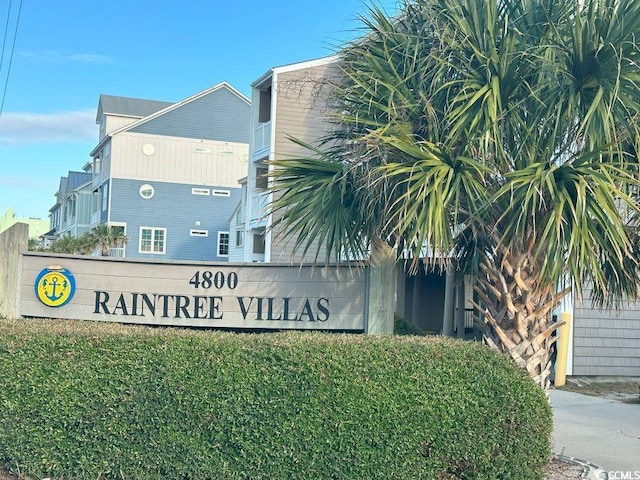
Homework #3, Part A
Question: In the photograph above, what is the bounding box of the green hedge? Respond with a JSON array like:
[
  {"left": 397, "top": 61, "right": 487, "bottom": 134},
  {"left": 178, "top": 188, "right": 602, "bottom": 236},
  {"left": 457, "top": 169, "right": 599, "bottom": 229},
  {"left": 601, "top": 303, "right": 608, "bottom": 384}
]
[{"left": 0, "top": 320, "right": 551, "bottom": 479}]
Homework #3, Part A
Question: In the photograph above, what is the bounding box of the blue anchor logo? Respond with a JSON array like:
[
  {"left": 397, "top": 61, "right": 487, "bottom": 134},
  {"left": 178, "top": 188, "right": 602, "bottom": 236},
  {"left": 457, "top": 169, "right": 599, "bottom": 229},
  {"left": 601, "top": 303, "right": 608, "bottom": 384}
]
[
  {"left": 42, "top": 276, "right": 68, "bottom": 303},
  {"left": 35, "top": 266, "right": 76, "bottom": 307}
]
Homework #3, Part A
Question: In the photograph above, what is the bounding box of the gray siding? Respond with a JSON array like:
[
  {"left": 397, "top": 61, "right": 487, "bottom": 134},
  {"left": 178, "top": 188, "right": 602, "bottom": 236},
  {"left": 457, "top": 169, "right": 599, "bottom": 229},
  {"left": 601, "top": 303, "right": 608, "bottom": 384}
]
[
  {"left": 573, "top": 290, "right": 640, "bottom": 376},
  {"left": 110, "top": 178, "right": 240, "bottom": 262},
  {"left": 130, "top": 87, "right": 250, "bottom": 144}
]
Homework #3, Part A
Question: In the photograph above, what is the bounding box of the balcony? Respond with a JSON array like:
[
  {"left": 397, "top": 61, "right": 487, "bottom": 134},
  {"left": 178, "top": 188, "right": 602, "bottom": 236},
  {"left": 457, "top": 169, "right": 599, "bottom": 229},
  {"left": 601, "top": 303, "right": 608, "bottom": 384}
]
[
  {"left": 252, "top": 121, "right": 271, "bottom": 159},
  {"left": 249, "top": 192, "right": 269, "bottom": 229}
]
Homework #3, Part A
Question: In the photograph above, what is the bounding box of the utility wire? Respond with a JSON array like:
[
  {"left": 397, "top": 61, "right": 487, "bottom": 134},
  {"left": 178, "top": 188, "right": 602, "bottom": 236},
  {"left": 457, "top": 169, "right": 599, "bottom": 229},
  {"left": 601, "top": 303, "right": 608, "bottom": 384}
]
[
  {"left": 0, "top": 0, "right": 22, "bottom": 117},
  {"left": 0, "top": 0, "right": 12, "bottom": 74}
]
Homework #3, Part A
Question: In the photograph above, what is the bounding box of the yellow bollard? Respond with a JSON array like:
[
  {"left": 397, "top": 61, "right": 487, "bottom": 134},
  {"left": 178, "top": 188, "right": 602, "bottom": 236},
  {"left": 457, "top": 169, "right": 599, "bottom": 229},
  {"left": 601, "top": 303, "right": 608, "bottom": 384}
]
[{"left": 554, "top": 312, "right": 572, "bottom": 387}]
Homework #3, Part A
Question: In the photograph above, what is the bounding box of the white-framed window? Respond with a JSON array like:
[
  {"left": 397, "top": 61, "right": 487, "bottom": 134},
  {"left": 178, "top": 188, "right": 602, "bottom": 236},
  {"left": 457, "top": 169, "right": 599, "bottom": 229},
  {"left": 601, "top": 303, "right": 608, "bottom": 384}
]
[
  {"left": 190, "top": 229, "right": 209, "bottom": 237},
  {"left": 139, "top": 184, "right": 155, "bottom": 199},
  {"left": 217, "top": 231, "right": 230, "bottom": 257},
  {"left": 101, "top": 184, "right": 108, "bottom": 212},
  {"left": 139, "top": 227, "right": 166, "bottom": 254},
  {"left": 192, "top": 187, "right": 210, "bottom": 196},
  {"left": 236, "top": 230, "right": 244, "bottom": 247},
  {"left": 212, "top": 189, "right": 230, "bottom": 197}
]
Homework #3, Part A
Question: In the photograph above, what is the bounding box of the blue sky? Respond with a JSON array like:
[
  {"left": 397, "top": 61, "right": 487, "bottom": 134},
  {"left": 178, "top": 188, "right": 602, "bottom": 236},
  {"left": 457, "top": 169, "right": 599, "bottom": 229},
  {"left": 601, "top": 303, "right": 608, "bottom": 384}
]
[{"left": 0, "top": 0, "right": 398, "bottom": 220}]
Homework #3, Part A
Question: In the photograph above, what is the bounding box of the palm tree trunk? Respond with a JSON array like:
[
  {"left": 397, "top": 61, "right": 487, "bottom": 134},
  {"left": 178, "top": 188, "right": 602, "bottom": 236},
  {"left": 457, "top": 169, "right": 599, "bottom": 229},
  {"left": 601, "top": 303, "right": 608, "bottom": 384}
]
[
  {"left": 366, "top": 239, "right": 396, "bottom": 334},
  {"left": 472, "top": 246, "right": 569, "bottom": 393}
]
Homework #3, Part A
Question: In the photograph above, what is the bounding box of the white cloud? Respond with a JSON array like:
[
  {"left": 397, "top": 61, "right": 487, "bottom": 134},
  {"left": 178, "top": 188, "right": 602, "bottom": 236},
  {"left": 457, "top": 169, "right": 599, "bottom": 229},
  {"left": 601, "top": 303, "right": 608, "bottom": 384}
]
[
  {"left": 0, "top": 175, "right": 51, "bottom": 189},
  {"left": 68, "top": 53, "right": 113, "bottom": 64},
  {"left": 18, "top": 50, "right": 114, "bottom": 64},
  {"left": 0, "top": 109, "right": 96, "bottom": 144}
]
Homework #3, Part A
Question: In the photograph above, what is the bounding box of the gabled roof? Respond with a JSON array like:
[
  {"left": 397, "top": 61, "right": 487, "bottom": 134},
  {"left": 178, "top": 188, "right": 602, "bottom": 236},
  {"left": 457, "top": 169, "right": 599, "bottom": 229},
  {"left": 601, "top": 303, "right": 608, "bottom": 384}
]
[
  {"left": 96, "top": 94, "right": 173, "bottom": 123},
  {"left": 118, "top": 82, "right": 250, "bottom": 132},
  {"left": 66, "top": 171, "right": 92, "bottom": 192},
  {"left": 251, "top": 55, "right": 338, "bottom": 88},
  {"left": 90, "top": 82, "right": 250, "bottom": 156},
  {"left": 56, "top": 177, "right": 68, "bottom": 197}
]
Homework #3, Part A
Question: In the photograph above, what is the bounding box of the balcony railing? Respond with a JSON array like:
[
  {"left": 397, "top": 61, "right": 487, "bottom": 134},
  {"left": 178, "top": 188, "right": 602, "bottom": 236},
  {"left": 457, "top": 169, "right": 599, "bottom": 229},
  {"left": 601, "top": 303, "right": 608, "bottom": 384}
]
[
  {"left": 109, "top": 247, "right": 125, "bottom": 258},
  {"left": 249, "top": 192, "right": 269, "bottom": 229},
  {"left": 252, "top": 121, "right": 271, "bottom": 157}
]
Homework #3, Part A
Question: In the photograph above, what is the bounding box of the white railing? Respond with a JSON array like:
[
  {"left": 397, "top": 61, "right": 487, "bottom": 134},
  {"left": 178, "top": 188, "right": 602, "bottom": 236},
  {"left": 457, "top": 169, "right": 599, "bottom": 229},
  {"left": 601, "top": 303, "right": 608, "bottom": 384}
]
[
  {"left": 252, "top": 121, "right": 271, "bottom": 157},
  {"left": 109, "top": 247, "right": 125, "bottom": 258},
  {"left": 90, "top": 212, "right": 100, "bottom": 225},
  {"left": 249, "top": 192, "right": 269, "bottom": 228}
]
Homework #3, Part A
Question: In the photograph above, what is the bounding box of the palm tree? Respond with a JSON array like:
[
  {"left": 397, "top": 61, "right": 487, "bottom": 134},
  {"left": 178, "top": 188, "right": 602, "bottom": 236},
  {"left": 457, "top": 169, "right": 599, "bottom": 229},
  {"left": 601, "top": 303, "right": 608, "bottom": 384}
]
[
  {"left": 84, "top": 225, "right": 128, "bottom": 256},
  {"left": 50, "top": 233, "right": 84, "bottom": 255},
  {"left": 269, "top": 0, "right": 640, "bottom": 390}
]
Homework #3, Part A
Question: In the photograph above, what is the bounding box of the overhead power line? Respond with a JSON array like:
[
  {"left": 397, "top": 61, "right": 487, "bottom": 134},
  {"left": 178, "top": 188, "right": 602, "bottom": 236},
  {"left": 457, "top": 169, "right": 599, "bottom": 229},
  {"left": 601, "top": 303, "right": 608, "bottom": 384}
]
[
  {"left": 0, "top": 1, "right": 12, "bottom": 74},
  {"left": 0, "top": 0, "right": 23, "bottom": 117}
]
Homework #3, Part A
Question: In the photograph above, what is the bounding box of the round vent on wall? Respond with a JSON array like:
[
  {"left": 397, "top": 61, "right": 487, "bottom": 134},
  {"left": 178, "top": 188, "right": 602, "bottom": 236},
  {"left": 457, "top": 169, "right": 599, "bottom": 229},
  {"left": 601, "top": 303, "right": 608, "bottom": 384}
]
[
  {"left": 142, "top": 143, "right": 155, "bottom": 156},
  {"left": 139, "top": 184, "right": 155, "bottom": 199}
]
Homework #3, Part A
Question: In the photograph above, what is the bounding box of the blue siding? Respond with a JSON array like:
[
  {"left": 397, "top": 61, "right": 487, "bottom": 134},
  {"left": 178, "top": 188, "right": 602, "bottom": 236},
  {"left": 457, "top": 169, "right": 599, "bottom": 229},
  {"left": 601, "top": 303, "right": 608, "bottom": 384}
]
[
  {"left": 110, "top": 179, "right": 240, "bottom": 261},
  {"left": 129, "top": 87, "right": 251, "bottom": 144}
]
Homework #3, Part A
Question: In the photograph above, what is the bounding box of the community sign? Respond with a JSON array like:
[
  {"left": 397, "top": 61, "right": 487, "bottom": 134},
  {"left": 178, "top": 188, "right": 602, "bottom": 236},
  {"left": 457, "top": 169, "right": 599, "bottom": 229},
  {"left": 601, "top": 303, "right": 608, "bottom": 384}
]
[{"left": 20, "top": 254, "right": 368, "bottom": 331}]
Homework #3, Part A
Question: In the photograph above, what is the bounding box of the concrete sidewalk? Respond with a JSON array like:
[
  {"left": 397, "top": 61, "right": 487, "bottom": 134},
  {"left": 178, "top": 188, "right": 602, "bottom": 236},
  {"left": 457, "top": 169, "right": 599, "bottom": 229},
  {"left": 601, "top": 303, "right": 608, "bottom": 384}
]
[{"left": 550, "top": 389, "right": 640, "bottom": 475}]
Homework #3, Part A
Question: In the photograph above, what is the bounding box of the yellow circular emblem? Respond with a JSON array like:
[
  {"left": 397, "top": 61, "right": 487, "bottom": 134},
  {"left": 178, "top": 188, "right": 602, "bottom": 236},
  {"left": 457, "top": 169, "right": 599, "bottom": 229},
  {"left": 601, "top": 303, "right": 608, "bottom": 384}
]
[{"left": 35, "top": 267, "right": 76, "bottom": 307}]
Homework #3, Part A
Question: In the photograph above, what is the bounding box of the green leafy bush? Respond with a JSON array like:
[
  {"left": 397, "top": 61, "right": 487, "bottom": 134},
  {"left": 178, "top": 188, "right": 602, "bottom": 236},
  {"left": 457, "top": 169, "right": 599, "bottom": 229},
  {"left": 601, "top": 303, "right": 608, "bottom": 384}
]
[
  {"left": 393, "top": 314, "right": 426, "bottom": 336},
  {"left": 0, "top": 319, "right": 551, "bottom": 479}
]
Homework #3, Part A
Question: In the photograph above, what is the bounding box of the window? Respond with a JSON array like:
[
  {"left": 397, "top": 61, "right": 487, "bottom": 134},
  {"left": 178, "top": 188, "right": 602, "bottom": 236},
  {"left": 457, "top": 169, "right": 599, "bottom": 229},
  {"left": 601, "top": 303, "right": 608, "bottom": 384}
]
[
  {"left": 258, "top": 87, "right": 271, "bottom": 123},
  {"left": 192, "top": 188, "right": 210, "bottom": 196},
  {"left": 217, "top": 232, "right": 230, "bottom": 257},
  {"left": 190, "top": 229, "right": 209, "bottom": 237},
  {"left": 236, "top": 230, "right": 244, "bottom": 247},
  {"left": 101, "top": 184, "right": 108, "bottom": 212},
  {"left": 253, "top": 233, "right": 265, "bottom": 254},
  {"left": 139, "top": 184, "right": 155, "bottom": 199},
  {"left": 139, "top": 227, "right": 166, "bottom": 254},
  {"left": 212, "top": 189, "right": 230, "bottom": 197},
  {"left": 255, "top": 167, "right": 268, "bottom": 190}
]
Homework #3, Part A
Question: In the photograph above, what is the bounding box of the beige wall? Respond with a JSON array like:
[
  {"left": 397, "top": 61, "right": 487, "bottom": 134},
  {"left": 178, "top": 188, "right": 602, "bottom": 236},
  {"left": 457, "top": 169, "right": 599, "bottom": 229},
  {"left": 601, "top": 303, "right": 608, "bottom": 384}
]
[
  {"left": 269, "top": 62, "right": 340, "bottom": 264},
  {"left": 20, "top": 254, "right": 367, "bottom": 330},
  {"left": 0, "top": 223, "right": 28, "bottom": 319},
  {"left": 105, "top": 115, "right": 139, "bottom": 135},
  {"left": 110, "top": 132, "right": 248, "bottom": 187}
]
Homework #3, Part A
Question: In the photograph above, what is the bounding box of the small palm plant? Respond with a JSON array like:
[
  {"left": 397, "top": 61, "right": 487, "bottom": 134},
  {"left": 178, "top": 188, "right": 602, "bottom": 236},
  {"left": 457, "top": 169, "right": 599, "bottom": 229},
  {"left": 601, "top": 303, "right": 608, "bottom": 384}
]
[{"left": 84, "top": 225, "right": 128, "bottom": 256}]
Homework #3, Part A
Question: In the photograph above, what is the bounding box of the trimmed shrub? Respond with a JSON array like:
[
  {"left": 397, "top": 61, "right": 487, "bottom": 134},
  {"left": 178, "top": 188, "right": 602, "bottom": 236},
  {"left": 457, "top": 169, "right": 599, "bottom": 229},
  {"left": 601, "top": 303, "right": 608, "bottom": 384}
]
[
  {"left": 394, "top": 315, "right": 426, "bottom": 336},
  {"left": 0, "top": 319, "right": 551, "bottom": 479}
]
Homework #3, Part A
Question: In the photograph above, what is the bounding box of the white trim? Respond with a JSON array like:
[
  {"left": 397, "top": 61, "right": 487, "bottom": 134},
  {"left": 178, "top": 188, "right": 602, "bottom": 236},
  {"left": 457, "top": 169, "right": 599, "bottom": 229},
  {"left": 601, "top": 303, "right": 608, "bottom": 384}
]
[
  {"left": 139, "top": 184, "right": 155, "bottom": 199},
  {"left": 139, "top": 226, "right": 166, "bottom": 254},
  {"left": 192, "top": 187, "right": 210, "bottom": 196},
  {"left": 273, "top": 55, "right": 339, "bottom": 75},
  {"left": 235, "top": 229, "right": 244, "bottom": 247},
  {"left": 217, "top": 231, "right": 230, "bottom": 257},
  {"left": 190, "top": 229, "right": 209, "bottom": 237},
  {"left": 212, "top": 189, "right": 231, "bottom": 197},
  {"left": 101, "top": 183, "right": 108, "bottom": 212},
  {"left": 251, "top": 55, "right": 337, "bottom": 88}
]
